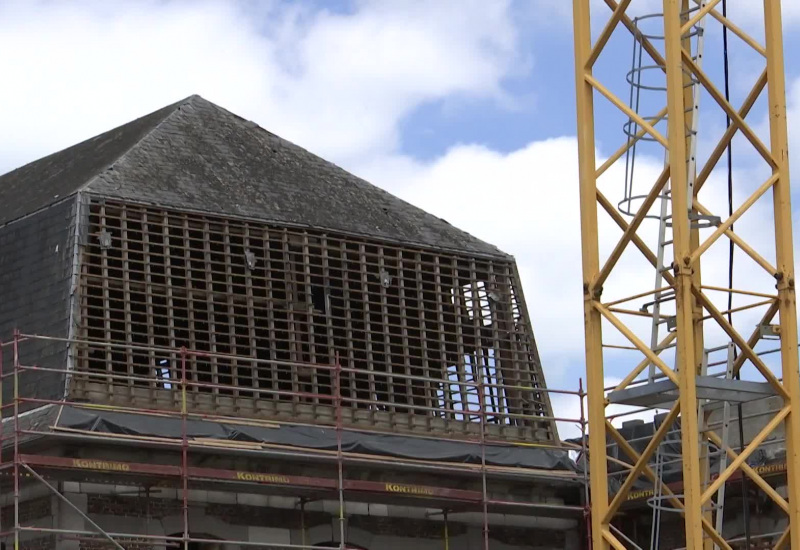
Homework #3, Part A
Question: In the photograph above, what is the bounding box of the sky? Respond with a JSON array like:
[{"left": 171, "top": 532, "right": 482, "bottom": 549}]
[{"left": 1, "top": 0, "right": 799, "bottom": 440}]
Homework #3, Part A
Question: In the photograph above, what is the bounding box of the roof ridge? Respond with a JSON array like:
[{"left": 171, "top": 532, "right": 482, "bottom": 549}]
[
  {"left": 0, "top": 95, "right": 508, "bottom": 258},
  {"left": 76, "top": 95, "right": 197, "bottom": 194}
]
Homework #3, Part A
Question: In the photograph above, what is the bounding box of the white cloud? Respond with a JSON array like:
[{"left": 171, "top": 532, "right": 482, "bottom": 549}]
[
  {"left": 1, "top": 0, "right": 795, "bottom": 443},
  {"left": 549, "top": 376, "right": 663, "bottom": 442},
  {"left": 361, "top": 133, "right": 780, "bottom": 371},
  {"left": 280, "top": 0, "right": 518, "bottom": 159},
  {"left": 789, "top": 76, "right": 800, "bottom": 174},
  {"left": 356, "top": 138, "right": 592, "bottom": 382},
  {"left": 0, "top": 0, "right": 519, "bottom": 172},
  {"left": 354, "top": 122, "right": 789, "bottom": 441},
  {"left": 728, "top": 0, "right": 800, "bottom": 29}
]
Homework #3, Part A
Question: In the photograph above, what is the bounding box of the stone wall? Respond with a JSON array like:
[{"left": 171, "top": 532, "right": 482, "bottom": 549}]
[{"left": 40, "top": 485, "right": 579, "bottom": 550}]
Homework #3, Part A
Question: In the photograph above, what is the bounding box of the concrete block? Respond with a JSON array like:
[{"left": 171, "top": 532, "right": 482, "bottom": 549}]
[
  {"left": 308, "top": 523, "right": 335, "bottom": 543},
  {"left": 565, "top": 527, "right": 581, "bottom": 550},
  {"left": 57, "top": 493, "right": 87, "bottom": 550},
  {"left": 368, "top": 503, "right": 388, "bottom": 517},
  {"left": 266, "top": 495, "right": 295, "bottom": 509},
  {"left": 156, "top": 488, "right": 178, "bottom": 500},
  {"left": 93, "top": 484, "right": 119, "bottom": 495},
  {"left": 345, "top": 501, "right": 369, "bottom": 515},
  {"left": 249, "top": 526, "right": 291, "bottom": 543},
  {"left": 322, "top": 499, "right": 340, "bottom": 515},
  {"left": 303, "top": 499, "right": 325, "bottom": 512},
  {"left": 386, "top": 505, "right": 410, "bottom": 519},
  {"left": 62, "top": 481, "right": 81, "bottom": 493},
  {"left": 237, "top": 493, "right": 268, "bottom": 507},
  {"left": 188, "top": 489, "right": 208, "bottom": 503},
  {"left": 404, "top": 506, "right": 427, "bottom": 519},
  {"left": 206, "top": 490, "right": 237, "bottom": 504}
]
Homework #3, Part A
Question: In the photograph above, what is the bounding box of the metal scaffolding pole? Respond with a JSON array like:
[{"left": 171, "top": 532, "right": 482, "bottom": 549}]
[
  {"left": 335, "top": 355, "right": 346, "bottom": 550},
  {"left": 479, "top": 371, "right": 490, "bottom": 550},
  {"left": 181, "top": 347, "right": 189, "bottom": 550},
  {"left": 1, "top": 333, "right": 588, "bottom": 549},
  {"left": 0, "top": 340, "right": 4, "bottom": 544},
  {"left": 13, "top": 331, "right": 20, "bottom": 550}
]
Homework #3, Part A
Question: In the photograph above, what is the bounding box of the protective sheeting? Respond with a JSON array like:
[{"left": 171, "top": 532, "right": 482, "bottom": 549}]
[{"left": 55, "top": 406, "right": 575, "bottom": 471}]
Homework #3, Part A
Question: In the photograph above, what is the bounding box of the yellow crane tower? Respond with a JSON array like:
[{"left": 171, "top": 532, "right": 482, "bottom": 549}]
[{"left": 572, "top": 1, "right": 798, "bottom": 549}]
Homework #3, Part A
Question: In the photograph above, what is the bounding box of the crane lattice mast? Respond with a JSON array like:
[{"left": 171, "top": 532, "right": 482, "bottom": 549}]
[{"left": 572, "top": 1, "right": 799, "bottom": 549}]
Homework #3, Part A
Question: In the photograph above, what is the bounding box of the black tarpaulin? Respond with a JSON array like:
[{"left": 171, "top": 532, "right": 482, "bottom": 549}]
[{"left": 55, "top": 406, "right": 575, "bottom": 471}]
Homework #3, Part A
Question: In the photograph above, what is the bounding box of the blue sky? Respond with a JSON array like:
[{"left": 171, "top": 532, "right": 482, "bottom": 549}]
[{"left": 0, "top": 0, "right": 798, "bottom": 437}]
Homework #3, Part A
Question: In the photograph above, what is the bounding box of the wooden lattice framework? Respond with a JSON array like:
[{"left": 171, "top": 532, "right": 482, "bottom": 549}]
[{"left": 70, "top": 199, "right": 556, "bottom": 442}]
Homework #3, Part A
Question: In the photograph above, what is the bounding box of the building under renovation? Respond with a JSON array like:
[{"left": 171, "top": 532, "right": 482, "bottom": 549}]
[{"left": 0, "top": 96, "right": 585, "bottom": 549}]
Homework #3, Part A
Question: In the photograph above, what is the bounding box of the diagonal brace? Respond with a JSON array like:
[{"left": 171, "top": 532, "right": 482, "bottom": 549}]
[
  {"left": 612, "top": 331, "right": 677, "bottom": 393},
  {"left": 606, "top": 422, "right": 733, "bottom": 550},
  {"left": 774, "top": 526, "right": 789, "bottom": 550},
  {"left": 701, "top": 406, "right": 790, "bottom": 504},
  {"left": 597, "top": 190, "right": 669, "bottom": 286},
  {"left": 603, "top": 0, "right": 666, "bottom": 71},
  {"left": 586, "top": 74, "right": 669, "bottom": 148},
  {"left": 681, "top": 49, "right": 776, "bottom": 168},
  {"left": 705, "top": 429, "right": 789, "bottom": 514},
  {"left": 730, "top": 301, "right": 779, "bottom": 378},
  {"left": 595, "top": 302, "right": 679, "bottom": 384},
  {"left": 604, "top": 403, "right": 681, "bottom": 521},
  {"left": 21, "top": 463, "right": 126, "bottom": 550},
  {"left": 681, "top": 0, "right": 722, "bottom": 34},
  {"left": 587, "top": 0, "right": 633, "bottom": 68},
  {"left": 689, "top": 173, "right": 779, "bottom": 265},
  {"left": 695, "top": 70, "right": 767, "bottom": 193},
  {"left": 694, "top": 0, "right": 766, "bottom": 57},
  {"left": 602, "top": 529, "right": 628, "bottom": 550},
  {"left": 597, "top": 106, "right": 668, "bottom": 178},
  {"left": 694, "top": 290, "right": 788, "bottom": 399},
  {"left": 693, "top": 199, "right": 778, "bottom": 276},
  {"left": 596, "top": 166, "right": 670, "bottom": 288}
]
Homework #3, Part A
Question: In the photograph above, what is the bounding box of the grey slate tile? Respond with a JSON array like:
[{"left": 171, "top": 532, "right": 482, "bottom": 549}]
[{"left": 0, "top": 96, "right": 507, "bottom": 259}]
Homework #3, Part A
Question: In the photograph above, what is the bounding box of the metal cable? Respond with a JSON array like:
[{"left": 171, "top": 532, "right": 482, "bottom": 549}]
[{"left": 721, "top": 0, "right": 753, "bottom": 544}]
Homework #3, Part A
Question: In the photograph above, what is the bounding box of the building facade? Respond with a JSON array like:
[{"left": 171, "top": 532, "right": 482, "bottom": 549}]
[{"left": 0, "top": 96, "right": 583, "bottom": 549}]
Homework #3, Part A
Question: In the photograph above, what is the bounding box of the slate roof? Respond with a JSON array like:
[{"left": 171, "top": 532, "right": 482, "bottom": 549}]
[{"left": 0, "top": 95, "right": 507, "bottom": 258}]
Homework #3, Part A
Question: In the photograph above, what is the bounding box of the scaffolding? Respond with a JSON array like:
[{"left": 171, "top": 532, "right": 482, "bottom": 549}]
[
  {"left": 0, "top": 333, "right": 588, "bottom": 549},
  {"left": 70, "top": 199, "right": 556, "bottom": 443}
]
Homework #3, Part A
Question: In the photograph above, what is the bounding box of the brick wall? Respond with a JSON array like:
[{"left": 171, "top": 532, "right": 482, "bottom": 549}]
[
  {"left": 79, "top": 538, "right": 153, "bottom": 550},
  {"left": 81, "top": 493, "right": 571, "bottom": 549},
  {"left": 18, "top": 535, "right": 56, "bottom": 550},
  {"left": 0, "top": 496, "right": 52, "bottom": 526},
  {"left": 491, "top": 525, "right": 567, "bottom": 548},
  {"left": 348, "top": 515, "right": 466, "bottom": 539},
  {"left": 87, "top": 494, "right": 332, "bottom": 531},
  {"left": 207, "top": 502, "right": 328, "bottom": 529},
  {"left": 87, "top": 494, "right": 181, "bottom": 519}
]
